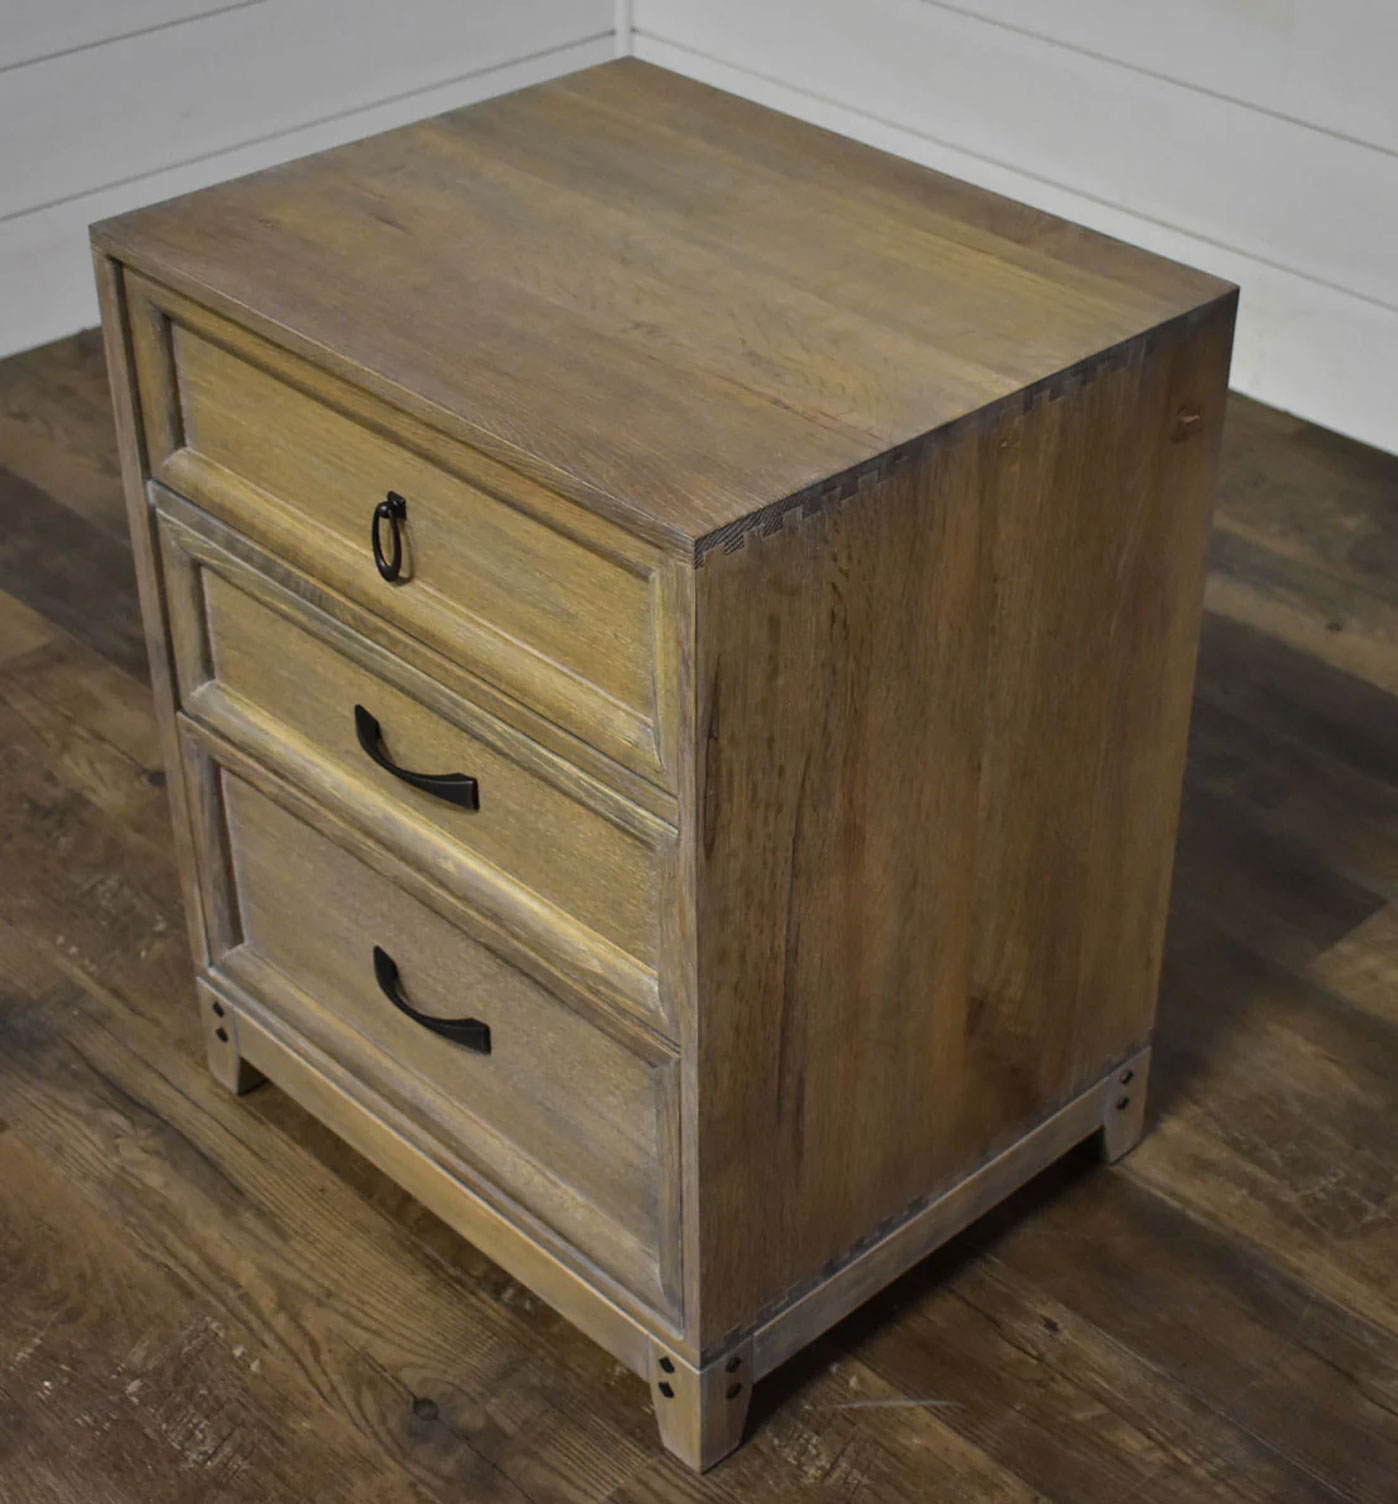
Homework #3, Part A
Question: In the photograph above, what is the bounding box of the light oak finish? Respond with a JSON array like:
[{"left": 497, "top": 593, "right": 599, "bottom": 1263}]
[
  {"left": 126, "top": 272, "right": 683, "bottom": 792},
  {"left": 199, "top": 761, "right": 681, "bottom": 1318},
  {"left": 156, "top": 493, "right": 675, "bottom": 1034},
  {"left": 196, "top": 976, "right": 264, "bottom": 1098},
  {"left": 648, "top": 1335, "right": 756, "bottom": 1473},
  {"left": 92, "top": 58, "right": 1236, "bottom": 1470},
  {"left": 690, "top": 303, "right": 1235, "bottom": 1347},
  {"left": 221, "top": 969, "right": 670, "bottom": 1381},
  {"left": 750, "top": 1046, "right": 1150, "bottom": 1381},
  {"left": 92, "top": 63, "right": 1229, "bottom": 547}
]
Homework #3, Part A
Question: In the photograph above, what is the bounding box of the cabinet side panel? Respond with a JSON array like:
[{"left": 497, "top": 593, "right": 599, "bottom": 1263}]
[
  {"left": 692, "top": 406, "right": 995, "bottom": 1350},
  {"left": 972, "top": 298, "right": 1235, "bottom": 1111},
  {"left": 692, "top": 296, "right": 1235, "bottom": 1349}
]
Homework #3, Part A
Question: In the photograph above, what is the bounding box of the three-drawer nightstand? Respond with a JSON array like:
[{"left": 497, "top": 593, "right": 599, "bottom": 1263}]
[{"left": 93, "top": 58, "right": 1236, "bottom": 1470}]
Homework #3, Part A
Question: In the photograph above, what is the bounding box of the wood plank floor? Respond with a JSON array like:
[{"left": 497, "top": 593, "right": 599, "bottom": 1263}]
[{"left": 2, "top": 329, "right": 1396, "bottom": 1503}]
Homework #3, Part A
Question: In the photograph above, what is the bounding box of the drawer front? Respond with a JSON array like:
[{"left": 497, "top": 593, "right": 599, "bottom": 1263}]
[
  {"left": 126, "top": 273, "right": 681, "bottom": 792},
  {"left": 200, "top": 758, "right": 680, "bottom": 1317},
  {"left": 158, "top": 497, "right": 673, "bottom": 1033}
]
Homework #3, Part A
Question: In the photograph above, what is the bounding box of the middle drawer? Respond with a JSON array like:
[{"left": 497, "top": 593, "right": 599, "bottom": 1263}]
[{"left": 157, "top": 495, "right": 676, "bottom": 1036}]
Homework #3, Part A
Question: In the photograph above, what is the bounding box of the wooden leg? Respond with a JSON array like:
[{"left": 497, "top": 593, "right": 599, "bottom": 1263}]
[
  {"left": 649, "top": 1337, "right": 754, "bottom": 1471},
  {"left": 1100, "top": 1046, "right": 1150, "bottom": 1163},
  {"left": 197, "top": 981, "right": 265, "bottom": 1097}
]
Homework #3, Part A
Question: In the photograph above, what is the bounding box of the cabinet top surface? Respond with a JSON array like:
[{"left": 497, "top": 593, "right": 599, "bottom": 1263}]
[{"left": 95, "top": 59, "right": 1234, "bottom": 549}]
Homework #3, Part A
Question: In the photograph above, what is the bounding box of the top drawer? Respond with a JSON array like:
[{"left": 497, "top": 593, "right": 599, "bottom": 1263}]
[{"left": 123, "top": 272, "right": 682, "bottom": 793}]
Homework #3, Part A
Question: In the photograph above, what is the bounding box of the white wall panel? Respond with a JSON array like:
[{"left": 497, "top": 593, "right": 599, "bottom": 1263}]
[
  {"left": 0, "top": 0, "right": 612, "bottom": 358},
  {"left": 0, "top": 33, "right": 613, "bottom": 358},
  {"left": 633, "top": 0, "right": 1398, "bottom": 454},
  {"left": 928, "top": 0, "right": 1398, "bottom": 153},
  {"left": 0, "top": 0, "right": 249, "bottom": 71},
  {"left": 0, "top": 0, "right": 611, "bottom": 217}
]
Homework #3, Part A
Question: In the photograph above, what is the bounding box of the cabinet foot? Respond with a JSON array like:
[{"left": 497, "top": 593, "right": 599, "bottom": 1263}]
[
  {"left": 1100, "top": 1047, "right": 1149, "bottom": 1163},
  {"left": 197, "top": 981, "right": 265, "bottom": 1097},
  {"left": 649, "top": 1337, "right": 754, "bottom": 1471}
]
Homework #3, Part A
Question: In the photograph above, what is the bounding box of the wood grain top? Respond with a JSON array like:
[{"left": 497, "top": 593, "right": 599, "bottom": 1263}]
[{"left": 94, "top": 59, "right": 1236, "bottom": 550}]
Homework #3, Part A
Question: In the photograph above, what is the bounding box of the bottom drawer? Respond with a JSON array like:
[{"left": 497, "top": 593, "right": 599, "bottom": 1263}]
[{"left": 202, "top": 758, "right": 680, "bottom": 1317}]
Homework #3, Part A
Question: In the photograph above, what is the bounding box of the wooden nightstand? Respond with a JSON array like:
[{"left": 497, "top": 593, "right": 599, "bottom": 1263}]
[{"left": 93, "top": 58, "right": 1236, "bottom": 1470}]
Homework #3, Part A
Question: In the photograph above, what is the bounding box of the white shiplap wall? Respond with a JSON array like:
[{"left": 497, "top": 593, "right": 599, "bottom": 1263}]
[
  {"left": 6, "top": 1, "right": 1394, "bottom": 455},
  {"left": 0, "top": 0, "right": 614, "bottom": 356},
  {"left": 631, "top": 0, "right": 1398, "bottom": 455}
]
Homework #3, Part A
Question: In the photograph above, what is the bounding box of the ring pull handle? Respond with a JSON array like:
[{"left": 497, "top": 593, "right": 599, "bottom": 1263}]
[
  {"left": 373, "top": 945, "right": 491, "bottom": 1053},
  {"left": 354, "top": 705, "right": 479, "bottom": 810},
  {"left": 371, "top": 491, "right": 407, "bottom": 582}
]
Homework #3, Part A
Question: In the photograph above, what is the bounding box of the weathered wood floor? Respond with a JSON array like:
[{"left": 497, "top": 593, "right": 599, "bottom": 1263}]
[{"left": 1, "top": 329, "right": 1396, "bottom": 1502}]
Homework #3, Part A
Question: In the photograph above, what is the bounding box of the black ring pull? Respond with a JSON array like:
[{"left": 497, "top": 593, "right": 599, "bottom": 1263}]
[
  {"left": 371, "top": 491, "right": 407, "bottom": 581},
  {"left": 373, "top": 945, "right": 491, "bottom": 1053},
  {"left": 354, "top": 705, "right": 479, "bottom": 810}
]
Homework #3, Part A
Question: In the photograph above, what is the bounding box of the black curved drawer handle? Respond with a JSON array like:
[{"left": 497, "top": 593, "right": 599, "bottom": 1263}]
[
  {"left": 371, "top": 491, "right": 407, "bottom": 582},
  {"left": 373, "top": 945, "right": 491, "bottom": 1053},
  {"left": 354, "top": 705, "right": 479, "bottom": 810}
]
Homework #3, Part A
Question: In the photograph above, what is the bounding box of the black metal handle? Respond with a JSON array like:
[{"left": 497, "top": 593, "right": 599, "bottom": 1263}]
[
  {"left": 373, "top": 945, "right": 491, "bottom": 1052},
  {"left": 354, "top": 704, "right": 479, "bottom": 810},
  {"left": 371, "top": 491, "right": 407, "bottom": 582}
]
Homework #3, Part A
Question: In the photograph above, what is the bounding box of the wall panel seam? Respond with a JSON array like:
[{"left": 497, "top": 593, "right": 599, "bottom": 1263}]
[
  {"left": 0, "top": 30, "right": 614, "bottom": 230},
  {"left": 912, "top": 0, "right": 1398, "bottom": 159},
  {"left": 0, "top": 0, "right": 265, "bottom": 79}
]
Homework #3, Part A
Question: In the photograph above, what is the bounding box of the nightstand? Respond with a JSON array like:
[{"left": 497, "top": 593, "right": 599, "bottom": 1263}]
[{"left": 93, "top": 58, "right": 1235, "bottom": 1470}]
